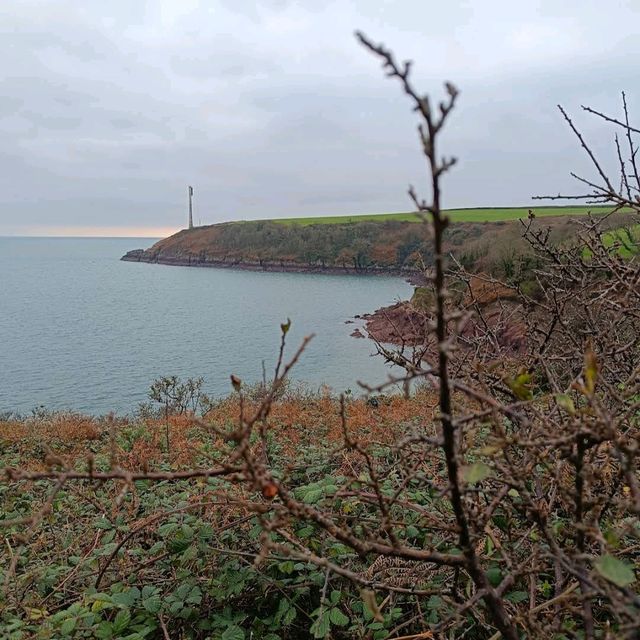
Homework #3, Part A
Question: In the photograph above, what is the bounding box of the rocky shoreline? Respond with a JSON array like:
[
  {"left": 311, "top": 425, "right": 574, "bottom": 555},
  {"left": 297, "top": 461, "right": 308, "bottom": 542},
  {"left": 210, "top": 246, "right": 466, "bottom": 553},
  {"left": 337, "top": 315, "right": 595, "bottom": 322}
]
[
  {"left": 354, "top": 279, "right": 528, "bottom": 352},
  {"left": 121, "top": 249, "right": 424, "bottom": 282},
  {"left": 352, "top": 301, "right": 430, "bottom": 345}
]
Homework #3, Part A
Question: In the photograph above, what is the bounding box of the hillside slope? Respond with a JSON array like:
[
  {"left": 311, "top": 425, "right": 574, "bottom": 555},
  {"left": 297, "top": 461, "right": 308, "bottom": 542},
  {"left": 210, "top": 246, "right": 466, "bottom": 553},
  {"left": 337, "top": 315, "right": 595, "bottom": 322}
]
[{"left": 122, "top": 211, "right": 605, "bottom": 278}]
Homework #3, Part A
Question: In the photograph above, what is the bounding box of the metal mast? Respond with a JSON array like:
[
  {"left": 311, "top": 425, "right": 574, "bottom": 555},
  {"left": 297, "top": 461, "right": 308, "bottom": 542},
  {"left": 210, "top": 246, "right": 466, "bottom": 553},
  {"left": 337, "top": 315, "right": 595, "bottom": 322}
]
[{"left": 188, "top": 185, "right": 194, "bottom": 229}]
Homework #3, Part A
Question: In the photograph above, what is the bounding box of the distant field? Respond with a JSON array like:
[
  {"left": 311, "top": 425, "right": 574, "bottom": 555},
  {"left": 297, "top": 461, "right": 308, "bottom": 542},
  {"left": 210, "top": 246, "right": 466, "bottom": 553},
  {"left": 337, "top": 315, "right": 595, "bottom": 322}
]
[
  {"left": 586, "top": 224, "right": 640, "bottom": 258},
  {"left": 271, "top": 205, "right": 611, "bottom": 226}
]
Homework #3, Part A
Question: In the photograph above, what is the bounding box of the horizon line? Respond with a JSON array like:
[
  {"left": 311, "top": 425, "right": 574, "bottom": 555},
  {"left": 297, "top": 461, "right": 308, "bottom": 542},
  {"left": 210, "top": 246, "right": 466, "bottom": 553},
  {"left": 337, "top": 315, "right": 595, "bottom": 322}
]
[
  {"left": 0, "top": 235, "right": 163, "bottom": 239},
  {"left": 0, "top": 204, "right": 614, "bottom": 238}
]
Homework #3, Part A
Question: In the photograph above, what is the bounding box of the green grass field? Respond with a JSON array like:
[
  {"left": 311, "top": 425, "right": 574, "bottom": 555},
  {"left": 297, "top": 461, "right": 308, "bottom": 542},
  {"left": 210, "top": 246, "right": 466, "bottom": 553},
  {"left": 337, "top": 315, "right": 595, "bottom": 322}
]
[
  {"left": 582, "top": 224, "right": 640, "bottom": 259},
  {"left": 271, "top": 205, "right": 612, "bottom": 226}
]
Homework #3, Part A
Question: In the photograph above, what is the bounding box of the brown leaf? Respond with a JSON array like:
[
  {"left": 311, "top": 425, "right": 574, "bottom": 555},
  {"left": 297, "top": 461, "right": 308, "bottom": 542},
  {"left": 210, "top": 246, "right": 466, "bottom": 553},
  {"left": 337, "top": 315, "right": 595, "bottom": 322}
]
[{"left": 261, "top": 483, "right": 278, "bottom": 499}]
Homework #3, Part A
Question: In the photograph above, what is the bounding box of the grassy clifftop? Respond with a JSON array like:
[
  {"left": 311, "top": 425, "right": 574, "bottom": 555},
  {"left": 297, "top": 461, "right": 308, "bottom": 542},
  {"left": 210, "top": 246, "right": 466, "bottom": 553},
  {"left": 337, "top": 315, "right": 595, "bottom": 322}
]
[
  {"left": 270, "top": 204, "right": 606, "bottom": 225},
  {"left": 122, "top": 205, "right": 611, "bottom": 277}
]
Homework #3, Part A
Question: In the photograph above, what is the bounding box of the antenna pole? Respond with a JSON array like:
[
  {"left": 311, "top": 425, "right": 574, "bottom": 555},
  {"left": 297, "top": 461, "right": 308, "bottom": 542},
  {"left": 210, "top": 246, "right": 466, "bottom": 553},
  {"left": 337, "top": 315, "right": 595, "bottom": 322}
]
[{"left": 188, "top": 186, "right": 194, "bottom": 229}]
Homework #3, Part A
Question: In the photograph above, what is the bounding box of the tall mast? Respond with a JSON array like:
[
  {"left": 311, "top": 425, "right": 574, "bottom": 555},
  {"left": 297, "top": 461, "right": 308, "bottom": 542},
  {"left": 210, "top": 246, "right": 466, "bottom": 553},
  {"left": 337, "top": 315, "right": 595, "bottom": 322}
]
[{"left": 188, "top": 185, "right": 194, "bottom": 229}]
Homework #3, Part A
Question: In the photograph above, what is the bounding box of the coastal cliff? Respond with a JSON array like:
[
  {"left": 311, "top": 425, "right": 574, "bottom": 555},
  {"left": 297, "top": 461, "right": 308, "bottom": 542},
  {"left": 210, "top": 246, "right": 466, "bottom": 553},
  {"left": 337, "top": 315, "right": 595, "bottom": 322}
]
[
  {"left": 121, "top": 216, "right": 577, "bottom": 278},
  {"left": 121, "top": 245, "right": 417, "bottom": 278},
  {"left": 121, "top": 219, "right": 429, "bottom": 277},
  {"left": 121, "top": 212, "right": 625, "bottom": 290}
]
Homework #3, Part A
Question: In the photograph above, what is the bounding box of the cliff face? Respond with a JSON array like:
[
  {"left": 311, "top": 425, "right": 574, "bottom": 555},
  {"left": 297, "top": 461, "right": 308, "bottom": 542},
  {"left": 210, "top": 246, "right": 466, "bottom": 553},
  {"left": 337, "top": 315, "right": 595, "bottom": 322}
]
[
  {"left": 121, "top": 249, "right": 415, "bottom": 275},
  {"left": 121, "top": 220, "right": 428, "bottom": 276},
  {"left": 121, "top": 213, "right": 609, "bottom": 278},
  {"left": 120, "top": 218, "right": 512, "bottom": 276},
  {"left": 121, "top": 249, "right": 414, "bottom": 276}
]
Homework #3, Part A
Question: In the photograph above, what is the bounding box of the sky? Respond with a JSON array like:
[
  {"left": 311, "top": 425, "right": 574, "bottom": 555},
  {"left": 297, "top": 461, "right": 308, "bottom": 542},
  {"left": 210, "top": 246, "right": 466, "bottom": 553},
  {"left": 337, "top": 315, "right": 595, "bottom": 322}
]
[{"left": 1, "top": 1, "right": 639, "bottom": 237}]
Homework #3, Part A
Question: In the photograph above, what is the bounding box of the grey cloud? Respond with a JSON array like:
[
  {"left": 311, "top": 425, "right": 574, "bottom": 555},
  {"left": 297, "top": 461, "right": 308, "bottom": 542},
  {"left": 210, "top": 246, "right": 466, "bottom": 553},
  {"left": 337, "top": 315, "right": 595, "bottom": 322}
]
[
  {"left": 21, "top": 111, "right": 83, "bottom": 130},
  {"left": 169, "top": 46, "right": 281, "bottom": 80},
  {"left": 5, "top": 30, "right": 109, "bottom": 62},
  {"left": 0, "top": 0, "right": 639, "bottom": 235},
  {"left": 109, "top": 117, "right": 137, "bottom": 129}
]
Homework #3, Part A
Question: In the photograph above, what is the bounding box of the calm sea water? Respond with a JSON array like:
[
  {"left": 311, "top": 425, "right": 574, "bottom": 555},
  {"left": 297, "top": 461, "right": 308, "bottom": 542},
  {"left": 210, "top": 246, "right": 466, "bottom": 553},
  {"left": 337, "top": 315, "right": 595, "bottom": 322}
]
[{"left": 0, "top": 237, "right": 411, "bottom": 415}]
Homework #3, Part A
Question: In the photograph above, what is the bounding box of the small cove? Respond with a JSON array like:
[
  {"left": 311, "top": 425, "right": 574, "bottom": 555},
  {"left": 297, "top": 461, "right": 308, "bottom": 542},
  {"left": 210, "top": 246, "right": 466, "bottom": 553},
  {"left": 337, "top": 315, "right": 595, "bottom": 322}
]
[{"left": 0, "top": 237, "right": 412, "bottom": 414}]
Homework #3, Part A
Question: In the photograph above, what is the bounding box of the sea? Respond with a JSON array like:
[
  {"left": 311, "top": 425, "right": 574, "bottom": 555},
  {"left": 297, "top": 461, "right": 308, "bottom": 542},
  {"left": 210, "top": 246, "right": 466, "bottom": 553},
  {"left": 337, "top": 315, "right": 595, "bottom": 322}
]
[{"left": 0, "top": 237, "right": 412, "bottom": 415}]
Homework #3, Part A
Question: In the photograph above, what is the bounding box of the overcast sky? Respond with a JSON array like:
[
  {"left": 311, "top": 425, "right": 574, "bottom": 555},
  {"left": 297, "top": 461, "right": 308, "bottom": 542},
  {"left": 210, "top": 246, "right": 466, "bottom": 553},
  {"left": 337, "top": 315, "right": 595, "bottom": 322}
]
[{"left": 1, "top": 1, "right": 639, "bottom": 236}]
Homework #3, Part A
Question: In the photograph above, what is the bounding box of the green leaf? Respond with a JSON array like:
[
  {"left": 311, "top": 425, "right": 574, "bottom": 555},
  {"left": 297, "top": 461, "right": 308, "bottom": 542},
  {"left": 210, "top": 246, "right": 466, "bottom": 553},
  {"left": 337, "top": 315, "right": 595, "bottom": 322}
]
[
  {"left": 113, "top": 609, "right": 131, "bottom": 635},
  {"left": 604, "top": 528, "right": 620, "bottom": 548},
  {"left": 60, "top": 618, "right": 77, "bottom": 636},
  {"left": 506, "top": 371, "right": 533, "bottom": 400},
  {"left": 277, "top": 561, "right": 295, "bottom": 574},
  {"left": 505, "top": 590, "right": 528, "bottom": 603},
  {"left": 186, "top": 585, "right": 202, "bottom": 605},
  {"left": 157, "top": 523, "right": 178, "bottom": 537},
  {"left": 221, "top": 625, "right": 245, "bottom": 640},
  {"left": 555, "top": 393, "right": 575, "bottom": 415},
  {"left": 141, "top": 585, "right": 156, "bottom": 599},
  {"left": 310, "top": 612, "right": 331, "bottom": 638},
  {"left": 198, "top": 524, "right": 215, "bottom": 541},
  {"left": 283, "top": 605, "right": 297, "bottom": 626},
  {"left": 89, "top": 593, "right": 114, "bottom": 613},
  {"left": 594, "top": 555, "right": 636, "bottom": 587},
  {"left": 464, "top": 462, "right": 492, "bottom": 484},
  {"left": 329, "top": 607, "right": 349, "bottom": 626},
  {"left": 167, "top": 533, "right": 191, "bottom": 555},
  {"left": 274, "top": 598, "right": 290, "bottom": 625},
  {"left": 94, "top": 621, "right": 113, "bottom": 639},
  {"left": 303, "top": 488, "right": 323, "bottom": 504},
  {"left": 147, "top": 541, "right": 164, "bottom": 555},
  {"left": 486, "top": 566, "right": 502, "bottom": 587},
  {"left": 111, "top": 587, "right": 140, "bottom": 606},
  {"left": 142, "top": 595, "right": 162, "bottom": 614}
]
